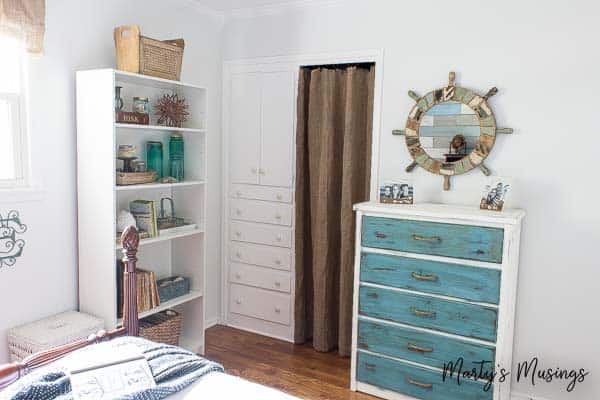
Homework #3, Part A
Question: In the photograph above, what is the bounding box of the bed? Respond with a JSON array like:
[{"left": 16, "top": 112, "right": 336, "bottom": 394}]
[{"left": 0, "top": 227, "right": 298, "bottom": 399}]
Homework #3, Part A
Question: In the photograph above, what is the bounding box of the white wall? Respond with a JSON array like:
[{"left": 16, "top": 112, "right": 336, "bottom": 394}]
[
  {"left": 0, "top": 0, "right": 223, "bottom": 361},
  {"left": 223, "top": 1, "right": 600, "bottom": 399}
]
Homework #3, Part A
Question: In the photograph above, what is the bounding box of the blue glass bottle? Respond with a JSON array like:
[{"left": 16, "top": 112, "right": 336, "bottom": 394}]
[{"left": 146, "top": 141, "right": 163, "bottom": 180}]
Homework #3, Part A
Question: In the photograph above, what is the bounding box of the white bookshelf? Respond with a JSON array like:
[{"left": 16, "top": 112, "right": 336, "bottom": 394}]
[{"left": 76, "top": 69, "right": 208, "bottom": 354}]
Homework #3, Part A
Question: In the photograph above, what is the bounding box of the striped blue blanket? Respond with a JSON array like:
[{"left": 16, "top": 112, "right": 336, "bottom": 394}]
[{"left": 3, "top": 337, "right": 224, "bottom": 400}]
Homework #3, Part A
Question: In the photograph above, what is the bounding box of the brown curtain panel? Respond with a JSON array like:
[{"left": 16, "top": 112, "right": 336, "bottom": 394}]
[
  {"left": 0, "top": 0, "right": 45, "bottom": 54},
  {"left": 294, "top": 64, "right": 375, "bottom": 356}
]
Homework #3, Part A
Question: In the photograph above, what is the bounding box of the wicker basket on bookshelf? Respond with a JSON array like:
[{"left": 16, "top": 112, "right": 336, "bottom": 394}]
[
  {"left": 139, "top": 310, "right": 183, "bottom": 346},
  {"left": 114, "top": 25, "right": 184, "bottom": 81}
]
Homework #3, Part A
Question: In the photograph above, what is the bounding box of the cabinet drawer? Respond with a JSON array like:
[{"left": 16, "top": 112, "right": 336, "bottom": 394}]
[
  {"left": 229, "top": 283, "right": 290, "bottom": 325},
  {"left": 362, "top": 216, "right": 504, "bottom": 263},
  {"left": 357, "top": 352, "right": 492, "bottom": 400},
  {"left": 230, "top": 198, "right": 292, "bottom": 226},
  {"left": 231, "top": 184, "right": 292, "bottom": 203},
  {"left": 359, "top": 286, "right": 498, "bottom": 341},
  {"left": 360, "top": 253, "right": 501, "bottom": 304},
  {"left": 230, "top": 221, "right": 292, "bottom": 248},
  {"left": 357, "top": 319, "right": 495, "bottom": 370},
  {"left": 229, "top": 242, "right": 291, "bottom": 271},
  {"left": 229, "top": 262, "right": 291, "bottom": 293}
]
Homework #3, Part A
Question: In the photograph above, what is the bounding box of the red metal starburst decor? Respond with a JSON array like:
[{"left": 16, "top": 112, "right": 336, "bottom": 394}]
[{"left": 155, "top": 93, "right": 189, "bottom": 127}]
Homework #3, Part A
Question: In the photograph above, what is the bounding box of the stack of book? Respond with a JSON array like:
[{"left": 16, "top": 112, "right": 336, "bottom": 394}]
[
  {"left": 117, "top": 261, "right": 160, "bottom": 317},
  {"left": 129, "top": 200, "right": 158, "bottom": 238}
]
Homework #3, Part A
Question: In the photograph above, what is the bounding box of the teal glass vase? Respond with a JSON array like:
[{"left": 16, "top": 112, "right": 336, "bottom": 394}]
[
  {"left": 146, "top": 141, "right": 163, "bottom": 180},
  {"left": 169, "top": 133, "right": 184, "bottom": 181}
]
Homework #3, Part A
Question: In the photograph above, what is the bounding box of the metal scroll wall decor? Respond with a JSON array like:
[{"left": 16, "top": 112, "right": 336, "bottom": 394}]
[
  {"left": 394, "top": 72, "right": 513, "bottom": 190},
  {"left": 0, "top": 210, "right": 27, "bottom": 268}
]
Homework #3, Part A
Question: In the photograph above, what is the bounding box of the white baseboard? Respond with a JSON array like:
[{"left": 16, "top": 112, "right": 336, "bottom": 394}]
[
  {"left": 205, "top": 317, "right": 221, "bottom": 329},
  {"left": 512, "top": 392, "right": 552, "bottom": 400}
]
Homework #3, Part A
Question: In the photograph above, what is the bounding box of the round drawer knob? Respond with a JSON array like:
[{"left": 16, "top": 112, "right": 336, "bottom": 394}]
[
  {"left": 235, "top": 231, "right": 242, "bottom": 237},
  {"left": 276, "top": 235, "right": 282, "bottom": 242},
  {"left": 251, "top": 167, "right": 257, "bottom": 174},
  {"left": 274, "top": 307, "right": 281, "bottom": 313},
  {"left": 275, "top": 214, "right": 282, "bottom": 220},
  {"left": 236, "top": 209, "right": 242, "bottom": 216},
  {"left": 274, "top": 281, "right": 281, "bottom": 287},
  {"left": 235, "top": 273, "right": 241, "bottom": 279},
  {"left": 276, "top": 194, "right": 283, "bottom": 200},
  {"left": 274, "top": 259, "right": 281, "bottom": 265},
  {"left": 235, "top": 299, "right": 242, "bottom": 305},
  {"left": 236, "top": 252, "right": 242, "bottom": 258},
  {"left": 236, "top": 191, "right": 242, "bottom": 197}
]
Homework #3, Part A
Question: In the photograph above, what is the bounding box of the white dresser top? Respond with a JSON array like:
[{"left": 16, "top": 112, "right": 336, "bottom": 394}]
[{"left": 353, "top": 202, "right": 525, "bottom": 225}]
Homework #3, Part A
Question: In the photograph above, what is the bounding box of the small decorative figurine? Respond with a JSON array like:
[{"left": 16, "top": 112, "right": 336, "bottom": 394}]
[{"left": 155, "top": 93, "right": 189, "bottom": 127}]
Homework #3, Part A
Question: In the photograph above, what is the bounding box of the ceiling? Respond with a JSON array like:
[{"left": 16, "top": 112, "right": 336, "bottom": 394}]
[{"left": 191, "top": 0, "right": 304, "bottom": 12}]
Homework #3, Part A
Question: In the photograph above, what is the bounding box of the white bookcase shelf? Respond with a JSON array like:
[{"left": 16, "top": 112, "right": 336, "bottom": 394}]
[
  {"left": 76, "top": 69, "right": 208, "bottom": 354},
  {"left": 115, "top": 123, "right": 206, "bottom": 134}
]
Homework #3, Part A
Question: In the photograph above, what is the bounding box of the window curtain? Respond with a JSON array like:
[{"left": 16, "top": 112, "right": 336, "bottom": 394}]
[
  {"left": 0, "top": 0, "right": 45, "bottom": 54},
  {"left": 294, "top": 64, "right": 374, "bottom": 356}
]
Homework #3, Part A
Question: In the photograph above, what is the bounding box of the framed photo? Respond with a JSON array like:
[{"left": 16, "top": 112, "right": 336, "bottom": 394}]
[
  {"left": 480, "top": 177, "right": 511, "bottom": 211},
  {"left": 379, "top": 181, "right": 414, "bottom": 205}
]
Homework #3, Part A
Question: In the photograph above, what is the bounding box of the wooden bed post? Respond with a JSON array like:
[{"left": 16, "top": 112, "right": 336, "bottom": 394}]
[
  {"left": 0, "top": 227, "right": 140, "bottom": 390},
  {"left": 121, "top": 225, "right": 140, "bottom": 336}
]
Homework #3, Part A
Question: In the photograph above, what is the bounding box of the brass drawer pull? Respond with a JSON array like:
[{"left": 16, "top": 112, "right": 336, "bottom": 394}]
[
  {"left": 407, "top": 343, "right": 433, "bottom": 353},
  {"left": 374, "top": 232, "right": 387, "bottom": 239},
  {"left": 408, "top": 378, "right": 433, "bottom": 389},
  {"left": 412, "top": 234, "right": 441, "bottom": 242},
  {"left": 410, "top": 307, "right": 436, "bottom": 318},
  {"left": 411, "top": 272, "right": 438, "bottom": 282}
]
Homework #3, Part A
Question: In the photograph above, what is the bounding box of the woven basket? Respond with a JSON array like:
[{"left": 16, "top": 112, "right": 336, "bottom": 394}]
[
  {"left": 116, "top": 171, "right": 157, "bottom": 186},
  {"left": 139, "top": 36, "right": 184, "bottom": 81},
  {"left": 139, "top": 310, "right": 182, "bottom": 346}
]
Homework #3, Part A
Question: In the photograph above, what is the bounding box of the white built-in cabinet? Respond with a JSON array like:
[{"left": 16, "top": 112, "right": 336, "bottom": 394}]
[
  {"left": 229, "top": 71, "right": 294, "bottom": 188},
  {"left": 223, "top": 65, "right": 297, "bottom": 341}
]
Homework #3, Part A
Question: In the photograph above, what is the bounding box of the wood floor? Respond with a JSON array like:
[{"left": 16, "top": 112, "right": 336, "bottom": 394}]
[{"left": 205, "top": 325, "right": 378, "bottom": 399}]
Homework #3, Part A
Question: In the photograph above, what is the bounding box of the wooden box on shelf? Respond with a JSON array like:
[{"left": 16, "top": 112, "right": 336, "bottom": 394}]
[
  {"left": 116, "top": 171, "right": 156, "bottom": 186},
  {"left": 116, "top": 111, "right": 149, "bottom": 125}
]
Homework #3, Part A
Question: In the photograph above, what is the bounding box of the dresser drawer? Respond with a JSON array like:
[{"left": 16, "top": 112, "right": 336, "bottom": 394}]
[
  {"left": 357, "top": 319, "right": 495, "bottom": 370},
  {"left": 229, "top": 283, "right": 290, "bottom": 325},
  {"left": 361, "top": 216, "right": 504, "bottom": 263},
  {"left": 230, "top": 198, "right": 292, "bottom": 226},
  {"left": 229, "top": 242, "right": 292, "bottom": 271},
  {"left": 359, "top": 286, "right": 498, "bottom": 341},
  {"left": 229, "top": 262, "right": 291, "bottom": 293},
  {"left": 231, "top": 184, "right": 292, "bottom": 203},
  {"left": 360, "top": 253, "right": 501, "bottom": 304},
  {"left": 357, "top": 352, "right": 492, "bottom": 400},
  {"left": 230, "top": 221, "right": 292, "bottom": 248}
]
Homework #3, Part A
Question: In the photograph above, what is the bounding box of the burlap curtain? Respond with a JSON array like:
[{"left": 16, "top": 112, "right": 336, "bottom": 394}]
[
  {"left": 0, "top": 0, "right": 45, "bottom": 54},
  {"left": 294, "top": 64, "right": 374, "bottom": 356}
]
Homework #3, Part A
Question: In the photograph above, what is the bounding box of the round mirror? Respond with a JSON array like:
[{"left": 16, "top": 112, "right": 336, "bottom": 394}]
[{"left": 403, "top": 72, "right": 504, "bottom": 190}]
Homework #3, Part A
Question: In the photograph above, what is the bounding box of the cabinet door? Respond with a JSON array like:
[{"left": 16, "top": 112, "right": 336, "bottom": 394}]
[
  {"left": 230, "top": 73, "right": 261, "bottom": 184},
  {"left": 259, "top": 71, "right": 295, "bottom": 187}
]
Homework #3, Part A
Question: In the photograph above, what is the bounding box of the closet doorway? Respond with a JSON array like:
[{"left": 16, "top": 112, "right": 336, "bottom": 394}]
[{"left": 294, "top": 63, "right": 376, "bottom": 356}]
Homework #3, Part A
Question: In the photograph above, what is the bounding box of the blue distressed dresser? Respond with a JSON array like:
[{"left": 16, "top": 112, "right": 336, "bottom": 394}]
[{"left": 351, "top": 203, "right": 525, "bottom": 400}]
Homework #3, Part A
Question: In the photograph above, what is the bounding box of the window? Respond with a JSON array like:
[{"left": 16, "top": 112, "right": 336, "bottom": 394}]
[{"left": 0, "top": 36, "right": 28, "bottom": 188}]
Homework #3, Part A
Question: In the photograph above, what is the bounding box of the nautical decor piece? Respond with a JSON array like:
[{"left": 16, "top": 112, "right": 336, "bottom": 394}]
[
  {"left": 0, "top": 210, "right": 27, "bottom": 268},
  {"left": 480, "top": 177, "right": 511, "bottom": 211},
  {"left": 394, "top": 72, "right": 513, "bottom": 190},
  {"left": 154, "top": 93, "right": 189, "bottom": 127}
]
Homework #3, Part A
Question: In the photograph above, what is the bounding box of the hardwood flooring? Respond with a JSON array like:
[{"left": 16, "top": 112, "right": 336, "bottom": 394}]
[{"left": 205, "top": 325, "right": 378, "bottom": 399}]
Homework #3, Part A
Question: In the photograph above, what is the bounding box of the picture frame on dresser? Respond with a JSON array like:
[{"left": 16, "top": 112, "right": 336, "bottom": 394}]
[{"left": 350, "top": 202, "right": 525, "bottom": 400}]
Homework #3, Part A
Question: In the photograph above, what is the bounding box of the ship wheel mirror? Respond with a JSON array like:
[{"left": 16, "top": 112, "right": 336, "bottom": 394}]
[{"left": 394, "top": 72, "right": 513, "bottom": 190}]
